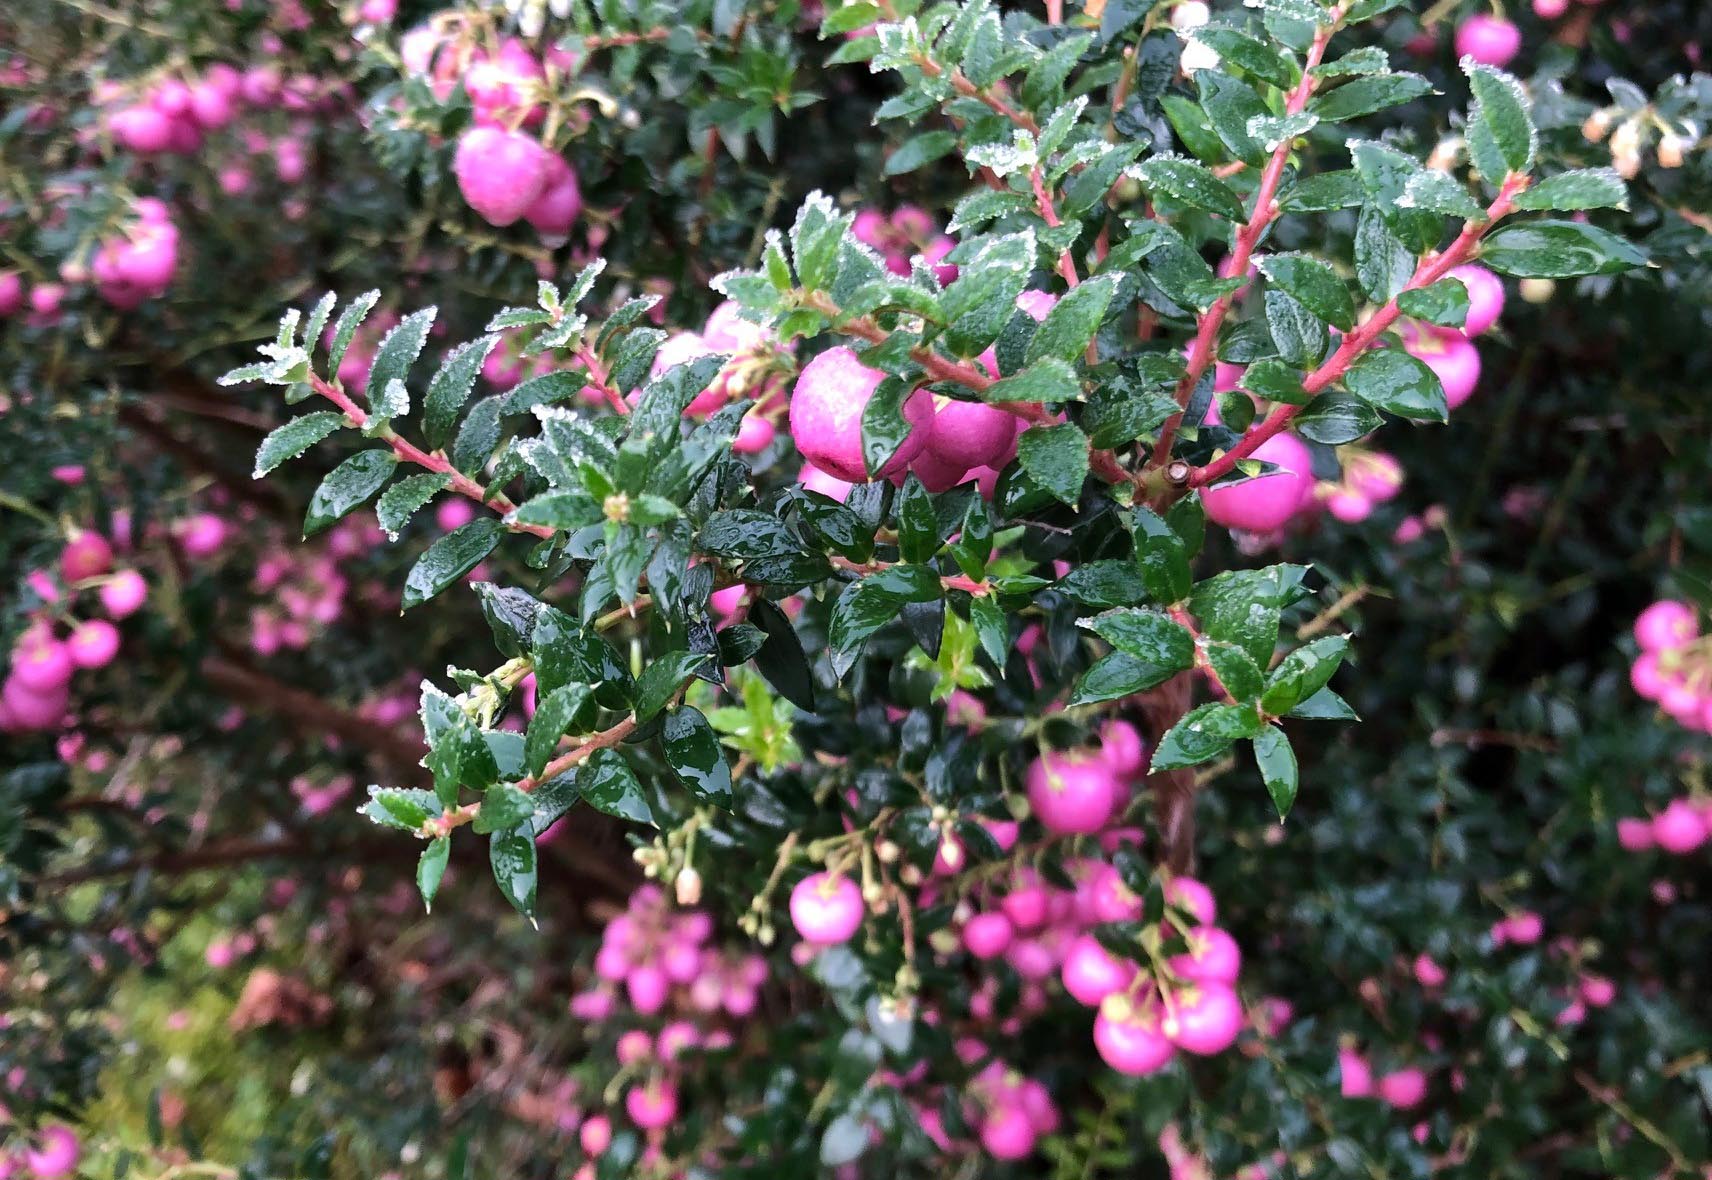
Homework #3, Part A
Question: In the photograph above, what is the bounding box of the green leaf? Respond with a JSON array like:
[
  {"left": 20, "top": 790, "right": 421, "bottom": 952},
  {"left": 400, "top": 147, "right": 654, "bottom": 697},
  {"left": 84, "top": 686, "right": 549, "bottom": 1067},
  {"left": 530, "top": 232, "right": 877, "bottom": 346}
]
[
  {"left": 1347, "top": 139, "right": 1441, "bottom": 253},
  {"left": 510, "top": 490, "right": 603, "bottom": 533},
  {"left": 941, "top": 232, "right": 1033, "bottom": 356},
  {"left": 1026, "top": 276, "right": 1118, "bottom": 365},
  {"left": 1265, "top": 290, "right": 1328, "bottom": 368},
  {"left": 791, "top": 192, "right": 849, "bottom": 293},
  {"left": 895, "top": 476, "right": 938, "bottom": 565},
  {"left": 1068, "top": 651, "right": 1182, "bottom": 705},
  {"left": 1197, "top": 71, "right": 1268, "bottom": 164},
  {"left": 301, "top": 292, "right": 337, "bottom": 358},
  {"left": 1287, "top": 686, "right": 1359, "bottom": 720},
  {"left": 983, "top": 357, "right": 1081, "bottom": 405},
  {"left": 632, "top": 651, "right": 711, "bottom": 724},
  {"left": 1190, "top": 567, "right": 1282, "bottom": 665},
  {"left": 1239, "top": 359, "right": 1310, "bottom": 406},
  {"left": 489, "top": 824, "right": 538, "bottom": 922},
  {"left": 364, "top": 307, "right": 436, "bottom": 419},
  {"left": 1308, "top": 72, "right": 1432, "bottom": 122},
  {"left": 304, "top": 450, "right": 396, "bottom": 537},
  {"left": 1344, "top": 347, "right": 1447, "bottom": 421},
  {"left": 1257, "top": 253, "right": 1356, "bottom": 332},
  {"left": 525, "top": 684, "right": 593, "bottom": 778},
  {"left": 1192, "top": 25, "right": 1300, "bottom": 90},
  {"left": 1135, "top": 520, "right": 1192, "bottom": 605},
  {"left": 253, "top": 412, "right": 344, "bottom": 478},
  {"left": 1279, "top": 170, "right": 1366, "bottom": 212},
  {"left": 325, "top": 289, "right": 380, "bottom": 375},
  {"left": 1151, "top": 701, "right": 1265, "bottom": 770},
  {"left": 661, "top": 706, "right": 733, "bottom": 809},
  {"left": 1056, "top": 560, "right": 1147, "bottom": 608},
  {"left": 630, "top": 353, "right": 729, "bottom": 440},
  {"left": 577, "top": 748, "right": 653, "bottom": 824},
  {"left": 377, "top": 472, "right": 452, "bottom": 540},
  {"left": 451, "top": 395, "right": 503, "bottom": 476},
  {"left": 1205, "top": 641, "right": 1264, "bottom": 702},
  {"left": 1463, "top": 62, "right": 1535, "bottom": 180},
  {"left": 1400, "top": 170, "right": 1485, "bottom": 220},
  {"left": 828, "top": 566, "right": 943, "bottom": 675},
  {"left": 749, "top": 597, "right": 817, "bottom": 712},
  {"left": 1133, "top": 155, "right": 1246, "bottom": 221},
  {"left": 417, "top": 838, "right": 450, "bottom": 912},
  {"left": 359, "top": 785, "right": 437, "bottom": 831},
  {"left": 885, "top": 130, "right": 957, "bottom": 176},
  {"left": 1252, "top": 725, "right": 1298, "bottom": 818},
  {"left": 1085, "top": 608, "right": 1195, "bottom": 668},
  {"left": 1262, "top": 634, "right": 1350, "bottom": 715},
  {"left": 1397, "top": 278, "right": 1470, "bottom": 328},
  {"left": 1016, "top": 423, "right": 1089, "bottom": 506},
  {"left": 1512, "top": 168, "right": 1628, "bottom": 212},
  {"left": 473, "top": 784, "right": 536, "bottom": 834},
  {"left": 1292, "top": 390, "right": 1381, "bottom": 444},
  {"left": 1478, "top": 220, "right": 1647, "bottom": 278},
  {"left": 401, "top": 519, "right": 502, "bottom": 610},
  {"left": 1353, "top": 205, "right": 1415, "bottom": 303},
  {"left": 968, "top": 594, "right": 1008, "bottom": 664},
  {"left": 820, "top": 1, "right": 882, "bottom": 35},
  {"left": 424, "top": 340, "right": 499, "bottom": 452}
]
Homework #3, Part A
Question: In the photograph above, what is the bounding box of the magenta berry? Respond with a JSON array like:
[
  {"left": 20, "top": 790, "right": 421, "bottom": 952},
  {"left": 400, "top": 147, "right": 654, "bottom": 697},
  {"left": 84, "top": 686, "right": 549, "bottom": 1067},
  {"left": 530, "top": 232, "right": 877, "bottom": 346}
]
[
  {"left": 979, "top": 1102, "right": 1037, "bottom": 1160},
  {"left": 1377, "top": 1067, "right": 1428, "bottom": 1109},
  {"left": 961, "top": 912, "right": 1014, "bottom": 961},
  {"left": 1652, "top": 798, "right": 1709, "bottom": 854},
  {"left": 1093, "top": 995, "right": 1177, "bottom": 1075},
  {"left": 1026, "top": 749, "right": 1122, "bottom": 834},
  {"left": 788, "top": 346, "right": 934, "bottom": 482},
  {"left": 61, "top": 530, "right": 113, "bottom": 582},
  {"left": 1200, "top": 431, "right": 1315, "bottom": 532},
  {"left": 1402, "top": 325, "right": 1482, "bottom": 410},
  {"left": 23, "top": 1127, "right": 80, "bottom": 1180},
  {"left": 453, "top": 126, "right": 552, "bottom": 228},
  {"left": 68, "top": 620, "right": 121, "bottom": 670},
  {"left": 1165, "top": 876, "right": 1218, "bottom": 925},
  {"left": 1633, "top": 600, "right": 1697, "bottom": 652},
  {"left": 1455, "top": 15, "right": 1522, "bottom": 66},
  {"left": 1339, "top": 1046, "right": 1374, "bottom": 1098},
  {"left": 1169, "top": 926, "right": 1242, "bottom": 985},
  {"left": 1061, "top": 934, "right": 1136, "bottom": 1006},
  {"left": 11, "top": 634, "right": 73, "bottom": 692},
  {"left": 624, "top": 1078, "right": 679, "bottom": 1129},
  {"left": 1447, "top": 264, "right": 1506, "bottom": 336},
  {"left": 789, "top": 871, "right": 865, "bottom": 945},
  {"left": 1161, "top": 983, "right": 1243, "bottom": 1054}
]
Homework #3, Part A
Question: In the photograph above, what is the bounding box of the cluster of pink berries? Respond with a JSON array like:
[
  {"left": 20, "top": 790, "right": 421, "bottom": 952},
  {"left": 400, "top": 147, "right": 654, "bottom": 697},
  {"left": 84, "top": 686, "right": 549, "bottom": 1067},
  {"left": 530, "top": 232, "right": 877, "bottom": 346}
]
[
  {"left": 99, "top": 61, "right": 317, "bottom": 156},
  {"left": 652, "top": 301, "right": 794, "bottom": 452},
  {"left": 1628, "top": 599, "right": 1712, "bottom": 739},
  {"left": 0, "top": 1125, "right": 80, "bottom": 1180},
  {"left": 1617, "top": 797, "right": 1711, "bottom": 856},
  {"left": 563, "top": 886, "right": 765, "bottom": 1172},
  {"left": 86, "top": 198, "right": 180, "bottom": 309},
  {"left": 851, "top": 206, "right": 958, "bottom": 285},
  {"left": 248, "top": 530, "right": 367, "bottom": 657},
  {"left": 1, "top": 532, "right": 144, "bottom": 735},
  {"left": 789, "top": 290, "right": 1057, "bottom": 494},
  {"left": 397, "top": 26, "right": 583, "bottom": 239},
  {"left": 1197, "top": 264, "right": 1503, "bottom": 536}
]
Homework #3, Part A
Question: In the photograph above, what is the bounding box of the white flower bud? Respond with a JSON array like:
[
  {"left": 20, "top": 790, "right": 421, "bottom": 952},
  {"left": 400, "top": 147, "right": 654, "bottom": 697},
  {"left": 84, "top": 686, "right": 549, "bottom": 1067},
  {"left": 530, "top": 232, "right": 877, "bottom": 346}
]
[
  {"left": 1180, "top": 38, "right": 1221, "bottom": 75},
  {"left": 1171, "top": 1, "right": 1210, "bottom": 32}
]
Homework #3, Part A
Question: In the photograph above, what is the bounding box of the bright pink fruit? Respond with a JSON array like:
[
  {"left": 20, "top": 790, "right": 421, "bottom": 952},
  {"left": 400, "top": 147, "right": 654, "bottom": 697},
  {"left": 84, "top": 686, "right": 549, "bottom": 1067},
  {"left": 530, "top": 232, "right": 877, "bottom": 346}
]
[
  {"left": 1061, "top": 934, "right": 1136, "bottom": 1006},
  {"left": 789, "top": 872, "right": 865, "bottom": 945},
  {"left": 1653, "top": 798, "right": 1709, "bottom": 854},
  {"left": 2, "top": 676, "right": 68, "bottom": 731},
  {"left": 453, "top": 126, "right": 551, "bottom": 227},
  {"left": 789, "top": 346, "right": 934, "bottom": 482},
  {"left": 1455, "top": 15, "right": 1522, "bottom": 66},
  {"left": 626, "top": 964, "right": 668, "bottom": 1014},
  {"left": 800, "top": 462, "right": 854, "bottom": 503},
  {"left": 11, "top": 635, "right": 73, "bottom": 692},
  {"left": 1170, "top": 926, "right": 1242, "bottom": 985},
  {"left": 979, "top": 1103, "right": 1037, "bottom": 1160},
  {"left": 625, "top": 1079, "right": 678, "bottom": 1129},
  {"left": 1412, "top": 953, "right": 1447, "bottom": 989},
  {"left": 1447, "top": 264, "right": 1506, "bottom": 336},
  {"left": 524, "top": 153, "right": 582, "bottom": 241},
  {"left": 1162, "top": 983, "right": 1244, "bottom": 1054},
  {"left": 1165, "top": 876, "right": 1217, "bottom": 925},
  {"left": 1097, "top": 719, "right": 1146, "bottom": 776},
  {"left": 110, "top": 104, "right": 174, "bottom": 152},
  {"left": 23, "top": 1127, "right": 80, "bottom": 1180},
  {"left": 925, "top": 396, "right": 1018, "bottom": 472},
  {"left": 1616, "top": 816, "right": 1655, "bottom": 851},
  {"left": 1377, "top": 1067, "right": 1428, "bottom": 1109},
  {"left": 1634, "top": 600, "right": 1697, "bottom": 652},
  {"left": 1201, "top": 431, "right": 1315, "bottom": 532},
  {"left": 68, "top": 620, "right": 121, "bottom": 669},
  {"left": 580, "top": 1114, "right": 612, "bottom": 1156},
  {"left": 1534, "top": 0, "right": 1569, "bottom": 15},
  {"left": 963, "top": 911, "right": 1015, "bottom": 959},
  {"left": 1339, "top": 1046, "right": 1374, "bottom": 1098},
  {"left": 1093, "top": 995, "right": 1176, "bottom": 1075},
  {"left": 1026, "top": 749, "right": 1122, "bottom": 834}
]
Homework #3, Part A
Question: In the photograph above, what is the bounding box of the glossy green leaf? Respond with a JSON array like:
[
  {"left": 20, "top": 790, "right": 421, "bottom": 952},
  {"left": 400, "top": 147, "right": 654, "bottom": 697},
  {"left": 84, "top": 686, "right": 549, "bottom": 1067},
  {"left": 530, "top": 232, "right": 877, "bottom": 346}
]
[
  {"left": 253, "top": 411, "right": 344, "bottom": 478},
  {"left": 304, "top": 450, "right": 396, "bottom": 537},
  {"left": 401, "top": 518, "right": 502, "bottom": 610},
  {"left": 661, "top": 706, "right": 733, "bottom": 809}
]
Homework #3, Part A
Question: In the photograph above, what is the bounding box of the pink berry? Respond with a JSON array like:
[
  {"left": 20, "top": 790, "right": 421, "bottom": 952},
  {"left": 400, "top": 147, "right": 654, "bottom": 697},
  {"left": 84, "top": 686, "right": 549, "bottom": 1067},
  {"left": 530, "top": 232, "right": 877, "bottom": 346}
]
[
  {"left": 1097, "top": 719, "right": 1146, "bottom": 777},
  {"left": 1325, "top": 489, "right": 1373, "bottom": 523},
  {"left": 1165, "top": 876, "right": 1218, "bottom": 925},
  {"left": 1446, "top": 264, "right": 1506, "bottom": 336},
  {"left": 788, "top": 346, "right": 934, "bottom": 482},
  {"left": 109, "top": 104, "right": 174, "bottom": 152},
  {"left": 523, "top": 153, "right": 582, "bottom": 242},
  {"left": 1339, "top": 1047, "right": 1374, "bottom": 1098},
  {"left": 1200, "top": 432, "right": 1316, "bottom": 532},
  {"left": 734, "top": 414, "right": 777, "bottom": 455},
  {"left": 436, "top": 498, "right": 478, "bottom": 532},
  {"left": 1061, "top": 935, "right": 1137, "bottom": 1006},
  {"left": 1634, "top": 600, "right": 1697, "bottom": 652},
  {"left": 1412, "top": 953, "right": 1447, "bottom": 989},
  {"left": 1579, "top": 974, "right": 1616, "bottom": 1007},
  {"left": 1652, "top": 798, "right": 1709, "bottom": 854},
  {"left": 1629, "top": 653, "right": 1668, "bottom": 701},
  {"left": 1093, "top": 995, "right": 1177, "bottom": 1075},
  {"left": 11, "top": 635, "right": 74, "bottom": 692},
  {"left": 1616, "top": 816, "right": 1655, "bottom": 851},
  {"left": 1377, "top": 1067, "right": 1428, "bottom": 1109},
  {"left": 1455, "top": 15, "right": 1522, "bottom": 66},
  {"left": 176, "top": 513, "right": 229, "bottom": 559},
  {"left": 1402, "top": 326, "right": 1481, "bottom": 410},
  {"left": 626, "top": 964, "right": 669, "bottom": 1014},
  {"left": 789, "top": 872, "right": 865, "bottom": 945},
  {"left": 624, "top": 1079, "right": 678, "bottom": 1130},
  {"left": 1170, "top": 927, "right": 1242, "bottom": 985},
  {"left": 68, "top": 620, "right": 121, "bottom": 670},
  {"left": 1026, "top": 749, "right": 1122, "bottom": 834},
  {"left": 923, "top": 396, "right": 1018, "bottom": 473},
  {"left": 979, "top": 1103, "right": 1037, "bottom": 1160},
  {"left": 23, "top": 1127, "right": 79, "bottom": 1180},
  {"left": 962, "top": 912, "right": 1015, "bottom": 959},
  {"left": 580, "top": 1114, "right": 612, "bottom": 1155},
  {"left": 61, "top": 531, "right": 114, "bottom": 581},
  {"left": 453, "top": 126, "right": 552, "bottom": 227},
  {"left": 1505, "top": 911, "right": 1543, "bottom": 944},
  {"left": 2, "top": 676, "right": 68, "bottom": 731},
  {"left": 1162, "top": 983, "right": 1244, "bottom": 1054},
  {"left": 1533, "top": 0, "right": 1569, "bottom": 14}
]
